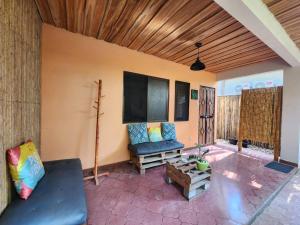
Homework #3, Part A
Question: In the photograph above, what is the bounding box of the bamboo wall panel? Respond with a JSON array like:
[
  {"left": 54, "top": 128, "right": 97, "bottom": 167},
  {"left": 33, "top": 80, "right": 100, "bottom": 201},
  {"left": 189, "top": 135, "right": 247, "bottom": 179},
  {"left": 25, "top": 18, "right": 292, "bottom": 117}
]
[
  {"left": 217, "top": 96, "right": 240, "bottom": 140},
  {"left": 35, "top": 0, "right": 279, "bottom": 73},
  {"left": 238, "top": 87, "right": 283, "bottom": 160},
  {"left": 0, "top": 0, "right": 41, "bottom": 215}
]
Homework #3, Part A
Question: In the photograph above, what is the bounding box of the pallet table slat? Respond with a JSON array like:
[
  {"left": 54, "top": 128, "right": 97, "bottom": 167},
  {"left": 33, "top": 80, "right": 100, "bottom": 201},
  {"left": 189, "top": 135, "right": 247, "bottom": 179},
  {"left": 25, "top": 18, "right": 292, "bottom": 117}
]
[
  {"left": 143, "top": 156, "right": 163, "bottom": 163},
  {"left": 190, "top": 173, "right": 211, "bottom": 184},
  {"left": 166, "top": 159, "right": 211, "bottom": 200},
  {"left": 130, "top": 148, "right": 183, "bottom": 174}
]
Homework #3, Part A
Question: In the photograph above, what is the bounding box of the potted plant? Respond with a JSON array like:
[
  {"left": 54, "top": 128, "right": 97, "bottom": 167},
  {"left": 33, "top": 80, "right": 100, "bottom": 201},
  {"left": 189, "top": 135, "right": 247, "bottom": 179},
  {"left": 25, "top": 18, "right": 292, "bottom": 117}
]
[
  {"left": 188, "top": 144, "right": 210, "bottom": 171},
  {"left": 229, "top": 137, "right": 238, "bottom": 145},
  {"left": 242, "top": 139, "right": 249, "bottom": 148}
]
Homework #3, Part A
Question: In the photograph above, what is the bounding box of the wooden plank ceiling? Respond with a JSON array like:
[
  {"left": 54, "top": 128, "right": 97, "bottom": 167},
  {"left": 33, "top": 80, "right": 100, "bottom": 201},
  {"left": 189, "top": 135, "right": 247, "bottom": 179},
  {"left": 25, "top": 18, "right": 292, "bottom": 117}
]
[
  {"left": 35, "top": 0, "right": 280, "bottom": 73},
  {"left": 264, "top": 0, "right": 300, "bottom": 49}
]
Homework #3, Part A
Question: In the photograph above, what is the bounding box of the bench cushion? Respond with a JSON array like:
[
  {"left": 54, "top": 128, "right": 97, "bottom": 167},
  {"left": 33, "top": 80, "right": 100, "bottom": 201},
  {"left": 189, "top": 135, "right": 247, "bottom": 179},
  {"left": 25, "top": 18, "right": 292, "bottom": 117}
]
[
  {"left": 128, "top": 140, "right": 184, "bottom": 155},
  {"left": 0, "top": 159, "right": 87, "bottom": 225}
]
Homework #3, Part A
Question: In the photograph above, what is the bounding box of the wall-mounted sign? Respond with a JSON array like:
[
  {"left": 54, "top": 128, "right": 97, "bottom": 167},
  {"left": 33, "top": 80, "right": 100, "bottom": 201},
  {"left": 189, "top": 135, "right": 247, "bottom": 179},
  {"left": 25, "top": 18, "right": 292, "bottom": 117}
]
[{"left": 191, "top": 89, "right": 198, "bottom": 100}]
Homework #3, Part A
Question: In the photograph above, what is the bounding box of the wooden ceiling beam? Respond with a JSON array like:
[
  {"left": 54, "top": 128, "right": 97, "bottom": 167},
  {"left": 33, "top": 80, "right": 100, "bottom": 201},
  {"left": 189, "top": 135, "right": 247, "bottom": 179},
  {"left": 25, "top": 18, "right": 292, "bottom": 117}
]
[
  {"left": 138, "top": 0, "right": 212, "bottom": 53},
  {"left": 82, "top": 0, "right": 107, "bottom": 37},
  {"left": 201, "top": 43, "right": 274, "bottom": 66},
  {"left": 266, "top": 0, "right": 300, "bottom": 49},
  {"left": 206, "top": 52, "right": 278, "bottom": 73},
  {"left": 34, "top": 0, "right": 54, "bottom": 24},
  {"left": 97, "top": 0, "right": 127, "bottom": 40},
  {"left": 65, "top": 0, "right": 85, "bottom": 33},
  {"left": 200, "top": 35, "right": 257, "bottom": 58},
  {"left": 128, "top": 0, "right": 190, "bottom": 50},
  {"left": 266, "top": 0, "right": 300, "bottom": 15},
  {"left": 119, "top": 0, "right": 167, "bottom": 47},
  {"left": 46, "top": 0, "right": 67, "bottom": 28},
  {"left": 205, "top": 51, "right": 277, "bottom": 72},
  {"left": 214, "top": 0, "right": 300, "bottom": 67},
  {"left": 171, "top": 25, "right": 247, "bottom": 63},
  {"left": 156, "top": 10, "right": 234, "bottom": 60},
  {"left": 181, "top": 39, "right": 265, "bottom": 65},
  {"left": 275, "top": 5, "right": 300, "bottom": 24},
  {"left": 34, "top": 0, "right": 285, "bottom": 73},
  {"left": 107, "top": 0, "right": 149, "bottom": 44},
  {"left": 104, "top": 0, "right": 141, "bottom": 42},
  {"left": 144, "top": 2, "right": 221, "bottom": 55}
]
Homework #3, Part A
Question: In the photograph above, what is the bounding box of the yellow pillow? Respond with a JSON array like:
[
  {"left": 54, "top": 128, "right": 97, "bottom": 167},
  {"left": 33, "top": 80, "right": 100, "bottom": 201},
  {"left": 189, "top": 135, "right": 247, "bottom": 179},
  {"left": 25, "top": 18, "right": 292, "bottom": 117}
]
[{"left": 148, "top": 127, "right": 163, "bottom": 142}]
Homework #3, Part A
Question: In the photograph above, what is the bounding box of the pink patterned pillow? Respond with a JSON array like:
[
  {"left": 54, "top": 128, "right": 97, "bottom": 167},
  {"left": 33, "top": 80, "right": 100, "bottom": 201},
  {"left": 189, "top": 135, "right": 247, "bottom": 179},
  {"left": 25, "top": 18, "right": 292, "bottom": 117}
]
[{"left": 7, "top": 141, "right": 45, "bottom": 199}]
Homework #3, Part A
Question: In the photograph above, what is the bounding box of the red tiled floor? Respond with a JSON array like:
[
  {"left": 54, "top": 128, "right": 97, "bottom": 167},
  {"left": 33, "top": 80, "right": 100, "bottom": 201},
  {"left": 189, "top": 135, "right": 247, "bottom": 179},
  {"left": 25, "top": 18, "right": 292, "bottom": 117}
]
[
  {"left": 253, "top": 171, "right": 300, "bottom": 225},
  {"left": 84, "top": 146, "right": 291, "bottom": 225}
]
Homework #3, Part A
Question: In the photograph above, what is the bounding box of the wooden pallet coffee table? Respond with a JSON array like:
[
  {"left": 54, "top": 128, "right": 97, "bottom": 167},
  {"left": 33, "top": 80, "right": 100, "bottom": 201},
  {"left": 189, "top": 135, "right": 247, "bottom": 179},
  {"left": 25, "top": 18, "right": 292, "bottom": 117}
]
[{"left": 166, "top": 159, "right": 211, "bottom": 200}]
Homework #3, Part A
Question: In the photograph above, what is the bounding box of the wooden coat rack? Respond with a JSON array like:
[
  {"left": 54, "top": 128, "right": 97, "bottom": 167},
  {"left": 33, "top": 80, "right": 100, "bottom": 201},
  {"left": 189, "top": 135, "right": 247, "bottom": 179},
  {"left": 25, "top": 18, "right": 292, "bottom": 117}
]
[{"left": 84, "top": 80, "right": 109, "bottom": 185}]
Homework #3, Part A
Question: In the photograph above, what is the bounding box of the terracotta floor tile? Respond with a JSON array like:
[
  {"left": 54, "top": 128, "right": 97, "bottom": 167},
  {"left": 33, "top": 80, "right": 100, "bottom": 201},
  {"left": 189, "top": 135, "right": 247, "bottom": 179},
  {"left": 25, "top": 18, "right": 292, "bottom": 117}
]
[
  {"left": 253, "top": 171, "right": 300, "bottom": 225},
  {"left": 85, "top": 146, "right": 292, "bottom": 225}
]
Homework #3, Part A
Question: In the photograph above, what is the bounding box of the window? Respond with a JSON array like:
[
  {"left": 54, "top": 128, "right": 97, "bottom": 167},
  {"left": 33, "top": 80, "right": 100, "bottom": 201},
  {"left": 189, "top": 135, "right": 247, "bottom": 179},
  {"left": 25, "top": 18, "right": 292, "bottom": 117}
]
[
  {"left": 123, "top": 71, "right": 169, "bottom": 123},
  {"left": 175, "top": 81, "right": 190, "bottom": 121}
]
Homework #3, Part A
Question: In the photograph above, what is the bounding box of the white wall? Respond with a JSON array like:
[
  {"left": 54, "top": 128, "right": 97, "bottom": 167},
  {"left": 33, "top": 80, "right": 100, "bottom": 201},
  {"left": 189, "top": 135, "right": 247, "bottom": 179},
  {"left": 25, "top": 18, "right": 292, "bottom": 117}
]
[
  {"left": 281, "top": 67, "right": 300, "bottom": 164},
  {"left": 217, "top": 58, "right": 300, "bottom": 166},
  {"left": 217, "top": 70, "right": 283, "bottom": 96}
]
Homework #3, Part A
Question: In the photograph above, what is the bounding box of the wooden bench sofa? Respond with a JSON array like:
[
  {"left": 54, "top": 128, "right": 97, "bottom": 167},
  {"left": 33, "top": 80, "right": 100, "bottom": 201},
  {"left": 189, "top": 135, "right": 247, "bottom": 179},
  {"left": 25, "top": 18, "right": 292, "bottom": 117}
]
[{"left": 128, "top": 140, "right": 184, "bottom": 174}]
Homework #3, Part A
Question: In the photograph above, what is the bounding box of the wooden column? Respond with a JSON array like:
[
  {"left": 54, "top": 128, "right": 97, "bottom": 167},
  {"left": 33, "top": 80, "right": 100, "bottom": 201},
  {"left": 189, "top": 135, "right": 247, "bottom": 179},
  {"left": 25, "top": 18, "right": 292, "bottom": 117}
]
[{"left": 273, "top": 87, "right": 283, "bottom": 161}]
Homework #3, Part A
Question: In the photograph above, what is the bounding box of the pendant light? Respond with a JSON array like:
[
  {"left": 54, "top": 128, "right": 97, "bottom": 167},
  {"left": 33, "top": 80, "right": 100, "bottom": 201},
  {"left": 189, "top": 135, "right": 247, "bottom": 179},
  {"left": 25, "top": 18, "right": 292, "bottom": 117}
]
[{"left": 190, "top": 42, "right": 205, "bottom": 71}]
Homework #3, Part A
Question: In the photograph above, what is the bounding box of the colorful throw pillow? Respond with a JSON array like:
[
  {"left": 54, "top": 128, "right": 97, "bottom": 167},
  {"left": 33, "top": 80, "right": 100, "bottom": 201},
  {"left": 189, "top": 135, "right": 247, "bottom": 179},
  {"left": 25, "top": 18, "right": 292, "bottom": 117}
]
[
  {"left": 128, "top": 123, "right": 149, "bottom": 145},
  {"left": 161, "top": 122, "right": 177, "bottom": 140},
  {"left": 148, "top": 127, "right": 163, "bottom": 142},
  {"left": 7, "top": 141, "right": 45, "bottom": 199}
]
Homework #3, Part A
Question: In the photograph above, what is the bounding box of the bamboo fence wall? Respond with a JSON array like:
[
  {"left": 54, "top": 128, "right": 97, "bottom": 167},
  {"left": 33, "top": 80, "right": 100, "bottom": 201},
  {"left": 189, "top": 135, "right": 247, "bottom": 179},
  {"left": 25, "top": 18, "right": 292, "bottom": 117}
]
[
  {"left": 238, "top": 87, "right": 283, "bottom": 160},
  {"left": 217, "top": 96, "right": 241, "bottom": 140},
  {"left": 0, "top": 0, "right": 41, "bottom": 214}
]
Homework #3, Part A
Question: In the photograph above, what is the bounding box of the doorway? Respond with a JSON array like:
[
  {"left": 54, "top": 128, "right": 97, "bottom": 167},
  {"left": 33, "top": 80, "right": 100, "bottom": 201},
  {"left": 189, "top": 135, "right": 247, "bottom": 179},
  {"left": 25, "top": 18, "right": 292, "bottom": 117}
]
[{"left": 198, "top": 86, "right": 215, "bottom": 145}]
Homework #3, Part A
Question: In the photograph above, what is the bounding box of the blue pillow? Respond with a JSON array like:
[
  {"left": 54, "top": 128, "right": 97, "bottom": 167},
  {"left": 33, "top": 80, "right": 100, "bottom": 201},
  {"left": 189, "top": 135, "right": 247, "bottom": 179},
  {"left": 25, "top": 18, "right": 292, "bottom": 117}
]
[
  {"left": 127, "top": 123, "right": 149, "bottom": 145},
  {"left": 161, "top": 122, "right": 176, "bottom": 140}
]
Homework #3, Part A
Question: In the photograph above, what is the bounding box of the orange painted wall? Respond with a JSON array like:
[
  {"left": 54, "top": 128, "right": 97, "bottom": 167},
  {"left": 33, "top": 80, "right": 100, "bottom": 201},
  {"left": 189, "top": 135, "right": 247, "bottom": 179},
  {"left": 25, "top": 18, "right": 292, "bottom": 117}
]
[{"left": 41, "top": 24, "right": 216, "bottom": 169}]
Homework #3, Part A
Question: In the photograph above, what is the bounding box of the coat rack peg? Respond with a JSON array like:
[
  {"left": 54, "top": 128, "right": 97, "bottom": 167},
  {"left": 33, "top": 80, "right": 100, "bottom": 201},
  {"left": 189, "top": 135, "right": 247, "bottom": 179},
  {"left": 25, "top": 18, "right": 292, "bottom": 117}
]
[
  {"left": 84, "top": 79, "right": 109, "bottom": 185},
  {"left": 94, "top": 81, "right": 99, "bottom": 85}
]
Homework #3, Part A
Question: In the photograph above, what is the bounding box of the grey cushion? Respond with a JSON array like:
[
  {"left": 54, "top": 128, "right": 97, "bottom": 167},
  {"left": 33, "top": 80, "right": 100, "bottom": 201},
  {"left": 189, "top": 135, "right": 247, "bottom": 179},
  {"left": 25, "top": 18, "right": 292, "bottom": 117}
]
[
  {"left": 0, "top": 159, "right": 87, "bottom": 225},
  {"left": 128, "top": 140, "right": 184, "bottom": 155}
]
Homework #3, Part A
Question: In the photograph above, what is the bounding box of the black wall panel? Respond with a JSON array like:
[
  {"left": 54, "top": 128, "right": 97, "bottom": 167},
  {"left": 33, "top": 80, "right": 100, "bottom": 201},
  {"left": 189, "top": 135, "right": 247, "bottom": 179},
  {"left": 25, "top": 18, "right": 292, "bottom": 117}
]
[
  {"left": 175, "top": 81, "right": 190, "bottom": 121},
  {"left": 123, "top": 72, "right": 169, "bottom": 123}
]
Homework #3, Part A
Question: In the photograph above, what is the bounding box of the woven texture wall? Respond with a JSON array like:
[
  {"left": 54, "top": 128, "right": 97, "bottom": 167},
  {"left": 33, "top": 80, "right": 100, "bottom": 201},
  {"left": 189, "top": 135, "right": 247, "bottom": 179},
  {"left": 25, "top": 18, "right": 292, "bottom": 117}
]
[
  {"left": 0, "top": 0, "right": 41, "bottom": 214},
  {"left": 238, "top": 87, "right": 283, "bottom": 159},
  {"left": 217, "top": 96, "right": 241, "bottom": 140}
]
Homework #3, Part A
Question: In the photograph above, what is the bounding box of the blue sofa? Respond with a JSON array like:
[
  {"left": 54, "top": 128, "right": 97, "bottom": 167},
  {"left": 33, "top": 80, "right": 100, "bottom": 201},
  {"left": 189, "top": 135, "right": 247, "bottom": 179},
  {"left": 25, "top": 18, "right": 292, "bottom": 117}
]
[
  {"left": 0, "top": 159, "right": 87, "bottom": 225},
  {"left": 128, "top": 140, "right": 184, "bottom": 155}
]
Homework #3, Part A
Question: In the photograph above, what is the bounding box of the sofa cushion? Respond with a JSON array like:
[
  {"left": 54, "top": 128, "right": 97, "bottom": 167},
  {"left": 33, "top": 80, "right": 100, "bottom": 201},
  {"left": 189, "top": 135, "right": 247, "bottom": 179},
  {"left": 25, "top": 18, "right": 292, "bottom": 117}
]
[
  {"left": 148, "top": 127, "right": 163, "bottom": 142},
  {"left": 161, "top": 122, "right": 176, "bottom": 141},
  {"left": 0, "top": 159, "right": 87, "bottom": 225},
  {"left": 127, "top": 123, "right": 149, "bottom": 145},
  {"left": 128, "top": 140, "right": 184, "bottom": 155},
  {"left": 7, "top": 141, "right": 45, "bottom": 199}
]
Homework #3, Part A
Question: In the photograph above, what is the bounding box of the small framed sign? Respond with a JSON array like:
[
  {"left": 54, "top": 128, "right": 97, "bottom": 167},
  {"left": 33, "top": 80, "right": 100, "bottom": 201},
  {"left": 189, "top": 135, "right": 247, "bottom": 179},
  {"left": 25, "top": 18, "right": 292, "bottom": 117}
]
[{"left": 191, "top": 89, "right": 198, "bottom": 100}]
